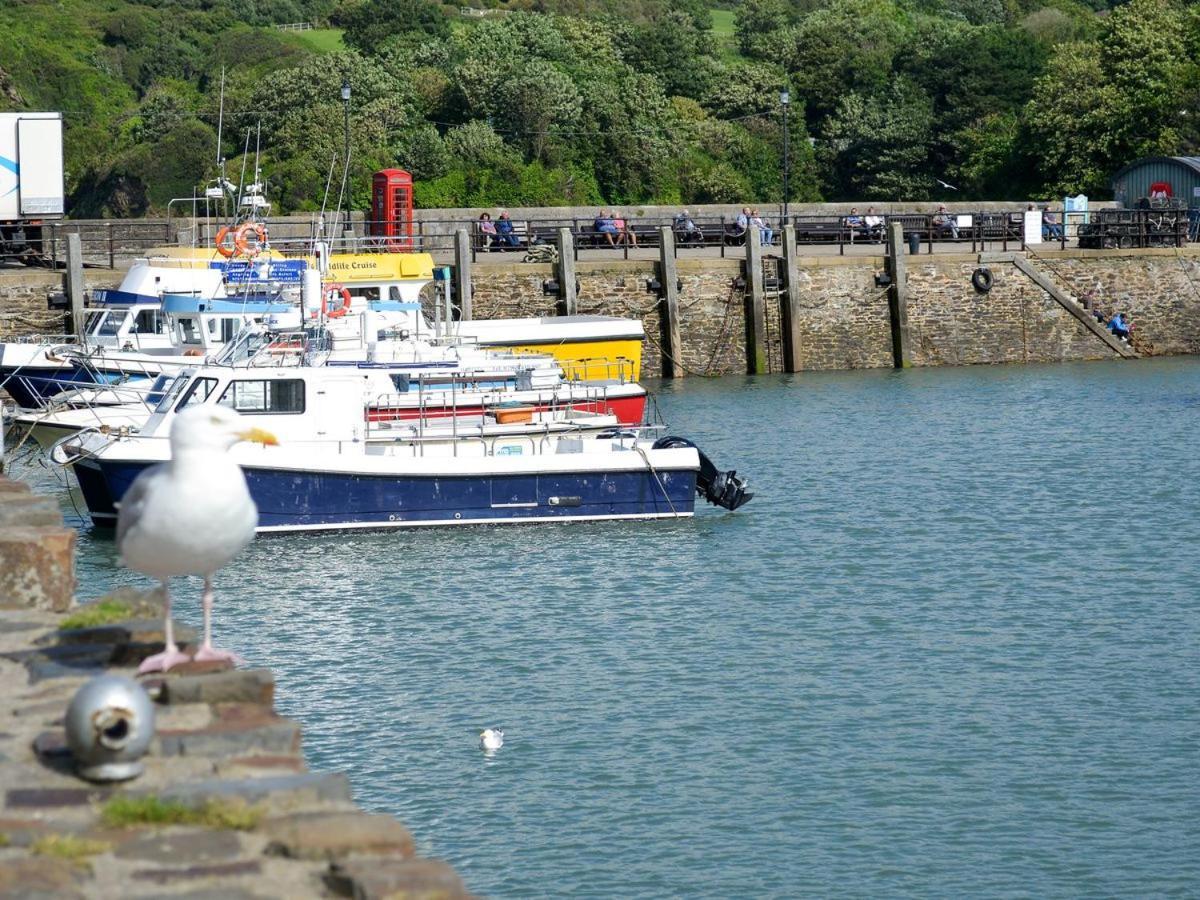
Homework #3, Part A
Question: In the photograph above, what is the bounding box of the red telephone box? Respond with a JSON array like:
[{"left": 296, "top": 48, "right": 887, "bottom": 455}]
[{"left": 370, "top": 169, "right": 414, "bottom": 250}]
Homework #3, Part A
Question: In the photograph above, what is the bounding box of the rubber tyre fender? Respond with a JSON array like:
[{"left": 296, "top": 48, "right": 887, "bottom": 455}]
[{"left": 971, "top": 266, "right": 994, "bottom": 293}]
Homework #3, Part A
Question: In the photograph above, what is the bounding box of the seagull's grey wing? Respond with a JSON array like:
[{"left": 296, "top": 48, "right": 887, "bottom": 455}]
[{"left": 115, "top": 463, "right": 166, "bottom": 556}]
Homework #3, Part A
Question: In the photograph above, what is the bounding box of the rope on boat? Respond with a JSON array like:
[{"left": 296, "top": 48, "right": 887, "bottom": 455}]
[{"left": 634, "top": 444, "right": 680, "bottom": 518}]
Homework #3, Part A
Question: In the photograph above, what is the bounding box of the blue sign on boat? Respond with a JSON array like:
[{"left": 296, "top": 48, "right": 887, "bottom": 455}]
[{"left": 213, "top": 259, "right": 308, "bottom": 284}]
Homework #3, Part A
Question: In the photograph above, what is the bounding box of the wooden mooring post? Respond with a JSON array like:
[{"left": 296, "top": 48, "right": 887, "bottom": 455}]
[
  {"left": 64, "top": 233, "right": 85, "bottom": 341},
  {"left": 744, "top": 225, "right": 767, "bottom": 374},
  {"left": 555, "top": 227, "right": 577, "bottom": 316},
  {"left": 453, "top": 228, "right": 473, "bottom": 320},
  {"left": 885, "top": 222, "right": 912, "bottom": 368},
  {"left": 658, "top": 226, "right": 683, "bottom": 378},
  {"left": 780, "top": 225, "right": 802, "bottom": 372}
]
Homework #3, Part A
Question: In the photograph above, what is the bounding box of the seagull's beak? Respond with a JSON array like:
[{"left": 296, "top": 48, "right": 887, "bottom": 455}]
[{"left": 238, "top": 427, "right": 279, "bottom": 446}]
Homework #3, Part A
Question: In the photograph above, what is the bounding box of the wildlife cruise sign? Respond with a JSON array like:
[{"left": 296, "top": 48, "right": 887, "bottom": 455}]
[{"left": 325, "top": 252, "right": 433, "bottom": 282}]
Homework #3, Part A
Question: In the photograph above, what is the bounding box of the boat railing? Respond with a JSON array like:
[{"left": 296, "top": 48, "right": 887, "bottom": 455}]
[
  {"left": 558, "top": 356, "right": 635, "bottom": 384},
  {"left": 214, "top": 327, "right": 332, "bottom": 369}
]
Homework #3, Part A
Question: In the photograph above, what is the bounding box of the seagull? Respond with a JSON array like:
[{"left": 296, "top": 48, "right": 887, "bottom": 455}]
[
  {"left": 116, "top": 405, "right": 277, "bottom": 674},
  {"left": 936, "top": 178, "right": 959, "bottom": 191},
  {"left": 479, "top": 728, "right": 504, "bottom": 751}
]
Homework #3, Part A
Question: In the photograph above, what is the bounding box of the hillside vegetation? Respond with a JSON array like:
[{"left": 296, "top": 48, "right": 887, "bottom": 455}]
[{"left": 0, "top": 0, "right": 1197, "bottom": 214}]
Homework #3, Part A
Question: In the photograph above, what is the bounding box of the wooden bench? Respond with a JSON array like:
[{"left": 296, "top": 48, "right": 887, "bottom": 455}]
[{"left": 475, "top": 220, "right": 528, "bottom": 252}]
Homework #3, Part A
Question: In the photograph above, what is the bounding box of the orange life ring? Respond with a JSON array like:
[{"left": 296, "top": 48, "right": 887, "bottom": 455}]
[
  {"left": 214, "top": 226, "right": 237, "bottom": 258},
  {"left": 322, "top": 284, "right": 353, "bottom": 318},
  {"left": 233, "top": 222, "right": 268, "bottom": 257}
]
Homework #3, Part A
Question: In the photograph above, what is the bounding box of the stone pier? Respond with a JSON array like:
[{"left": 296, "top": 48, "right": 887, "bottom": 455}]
[{"left": 0, "top": 474, "right": 474, "bottom": 899}]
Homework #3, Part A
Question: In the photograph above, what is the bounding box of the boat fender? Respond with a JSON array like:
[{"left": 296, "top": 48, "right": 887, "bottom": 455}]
[
  {"left": 651, "top": 436, "right": 754, "bottom": 511},
  {"left": 214, "top": 226, "right": 238, "bottom": 258},
  {"left": 322, "top": 285, "right": 353, "bottom": 318},
  {"left": 971, "top": 266, "right": 994, "bottom": 293},
  {"left": 233, "top": 222, "right": 268, "bottom": 258}
]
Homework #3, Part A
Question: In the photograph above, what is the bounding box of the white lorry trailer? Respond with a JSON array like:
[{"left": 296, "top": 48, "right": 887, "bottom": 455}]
[{"left": 0, "top": 112, "right": 64, "bottom": 264}]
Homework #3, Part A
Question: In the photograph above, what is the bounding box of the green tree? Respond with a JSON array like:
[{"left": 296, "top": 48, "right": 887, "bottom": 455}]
[
  {"left": 821, "top": 77, "right": 935, "bottom": 200},
  {"left": 342, "top": 0, "right": 450, "bottom": 52},
  {"left": 786, "top": 0, "right": 908, "bottom": 124}
]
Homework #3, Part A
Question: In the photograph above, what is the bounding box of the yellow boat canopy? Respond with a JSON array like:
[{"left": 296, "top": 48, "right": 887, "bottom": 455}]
[{"left": 142, "top": 246, "right": 435, "bottom": 284}]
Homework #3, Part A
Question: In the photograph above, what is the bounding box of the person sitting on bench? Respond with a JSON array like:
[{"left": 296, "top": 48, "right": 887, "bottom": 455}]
[
  {"left": 612, "top": 209, "right": 638, "bottom": 247},
  {"left": 932, "top": 205, "right": 959, "bottom": 239},
  {"left": 593, "top": 209, "right": 619, "bottom": 246},
  {"left": 495, "top": 211, "right": 520, "bottom": 248},
  {"left": 674, "top": 209, "right": 703, "bottom": 245},
  {"left": 477, "top": 212, "right": 498, "bottom": 250}
]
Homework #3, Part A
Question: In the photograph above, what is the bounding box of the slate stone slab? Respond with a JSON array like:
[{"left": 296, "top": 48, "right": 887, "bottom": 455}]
[
  {"left": 159, "top": 772, "right": 352, "bottom": 808},
  {"left": 3, "top": 642, "right": 115, "bottom": 683},
  {"left": 0, "top": 857, "right": 85, "bottom": 898},
  {"left": 262, "top": 811, "right": 415, "bottom": 861},
  {"left": 130, "top": 859, "right": 262, "bottom": 884},
  {"left": 5, "top": 787, "right": 103, "bottom": 808},
  {"left": 114, "top": 828, "right": 244, "bottom": 863},
  {"left": 158, "top": 669, "right": 275, "bottom": 706},
  {"left": 326, "top": 858, "right": 472, "bottom": 900}
]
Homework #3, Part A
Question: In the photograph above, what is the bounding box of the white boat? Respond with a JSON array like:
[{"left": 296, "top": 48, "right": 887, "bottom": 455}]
[{"left": 54, "top": 362, "right": 751, "bottom": 532}]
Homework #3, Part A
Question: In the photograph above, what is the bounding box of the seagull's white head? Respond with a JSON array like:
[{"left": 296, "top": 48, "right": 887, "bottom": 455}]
[{"left": 170, "top": 404, "right": 278, "bottom": 455}]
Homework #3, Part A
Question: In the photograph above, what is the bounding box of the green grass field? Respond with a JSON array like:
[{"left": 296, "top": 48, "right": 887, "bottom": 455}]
[
  {"left": 709, "top": 8, "right": 743, "bottom": 61},
  {"left": 710, "top": 8, "right": 736, "bottom": 37},
  {"left": 292, "top": 27, "right": 345, "bottom": 52}
]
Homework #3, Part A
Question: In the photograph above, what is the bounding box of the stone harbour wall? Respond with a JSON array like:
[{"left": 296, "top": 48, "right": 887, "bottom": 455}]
[
  {"left": 0, "top": 474, "right": 473, "bottom": 899},
  {"left": 463, "top": 247, "right": 1200, "bottom": 375},
  {"left": 3, "top": 247, "right": 1199, "bottom": 375}
]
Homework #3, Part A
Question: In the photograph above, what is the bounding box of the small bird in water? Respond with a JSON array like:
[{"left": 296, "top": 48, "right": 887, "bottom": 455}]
[
  {"left": 479, "top": 728, "right": 504, "bottom": 751},
  {"left": 116, "top": 405, "right": 277, "bottom": 674}
]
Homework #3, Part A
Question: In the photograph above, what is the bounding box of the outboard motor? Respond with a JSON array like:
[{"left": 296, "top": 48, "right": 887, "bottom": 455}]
[{"left": 653, "top": 436, "right": 753, "bottom": 511}]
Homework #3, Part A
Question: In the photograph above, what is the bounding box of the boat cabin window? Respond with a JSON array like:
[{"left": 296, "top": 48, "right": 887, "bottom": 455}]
[
  {"left": 217, "top": 379, "right": 305, "bottom": 415},
  {"left": 389, "top": 374, "right": 411, "bottom": 393},
  {"left": 145, "top": 374, "right": 173, "bottom": 406},
  {"left": 176, "top": 377, "right": 220, "bottom": 411},
  {"left": 132, "top": 309, "right": 167, "bottom": 335},
  {"left": 389, "top": 286, "right": 403, "bottom": 302},
  {"left": 205, "top": 317, "right": 238, "bottom": 344},
  {"left": 85, "top": 311, "right": 109, "bottom": 336},
  {"left": 153, "top": 374, "right": 191, "bottom": 413},
  {"left": 177, "top": 317, "right": 202, "bottom": 346},
  {"left": 95, "top": 311, "right": 128, "bottom": 337}
]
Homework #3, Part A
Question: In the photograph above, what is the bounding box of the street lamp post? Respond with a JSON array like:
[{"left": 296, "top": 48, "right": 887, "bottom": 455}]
[
  {"left": 780, "top": 89, "right": 791, "bottom": 224},
  {"left": 341, "top": 76, "right": 352, "bottom": 235}
]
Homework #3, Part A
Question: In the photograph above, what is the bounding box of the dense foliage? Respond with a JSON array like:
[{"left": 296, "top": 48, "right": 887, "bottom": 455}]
[{"left": 1, "top": 0, "right": 1197, "bottom": 213}]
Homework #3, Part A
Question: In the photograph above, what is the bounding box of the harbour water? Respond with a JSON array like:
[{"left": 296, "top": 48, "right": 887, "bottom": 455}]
[{"left": 12, "top": 357, "right": 1200, "bottom": 897}]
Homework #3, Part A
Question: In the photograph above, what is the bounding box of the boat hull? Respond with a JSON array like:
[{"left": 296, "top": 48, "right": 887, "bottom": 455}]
[
  {"left": 484, "top": 338, "right": 643, "bottom": 382},
  {"left": 75, "top": 455, "right": 696, "bottom": 532},
  {"left": 0, "top": 364, "right": 98, "bottom": 409}
]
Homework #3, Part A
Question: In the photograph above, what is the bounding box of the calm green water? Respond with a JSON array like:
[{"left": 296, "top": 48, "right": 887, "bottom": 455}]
[{"left": 12, "top": 357, "right": 1200, "bottom": 897}]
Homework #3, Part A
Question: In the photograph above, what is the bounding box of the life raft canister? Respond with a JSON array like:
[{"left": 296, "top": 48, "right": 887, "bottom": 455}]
[
  {"left": 322, "top": 284, "right": 353, "bottom": 318},
  {"left": 971, "top": 266, "right": 994, "bottom": 293}
]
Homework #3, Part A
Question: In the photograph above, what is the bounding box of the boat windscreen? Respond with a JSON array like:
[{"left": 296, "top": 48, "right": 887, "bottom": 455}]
[{"left": 153, "top": 374, "right": 191, "bottom": 414}]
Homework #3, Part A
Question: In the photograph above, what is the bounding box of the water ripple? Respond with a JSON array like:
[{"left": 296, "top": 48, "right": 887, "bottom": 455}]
[{"left": 16, "top": 356, "right": 1200, "bottom": 898}]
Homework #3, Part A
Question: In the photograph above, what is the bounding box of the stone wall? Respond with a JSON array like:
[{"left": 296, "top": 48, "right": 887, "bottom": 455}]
[
  {"left": 1033, "top": 249, "right": 1200, "bottom": 357},
  {"left": 462, "top": 247, "right": 1200, "bottom": 376},
  {"left": 905, "top": 257, "right": 1112, "bottom": 366},
  {"left": 0, "top": 475, "right": 473, "bottom": 899},
  {"left": 0, "top": 270, "right": 121, "bottom": 342},
  {"left": 3, "top": 248, "right": 1199, "bottom": 375}
]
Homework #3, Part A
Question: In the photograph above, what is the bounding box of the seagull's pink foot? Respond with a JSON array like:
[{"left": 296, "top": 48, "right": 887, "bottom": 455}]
[
  {"left": 192, "top": 645, "right": 243, "bottom": 666},
  {"left": 137, "top": 646, "right": 192, "bottom": 674}
]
